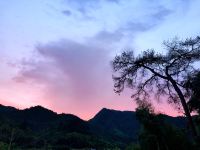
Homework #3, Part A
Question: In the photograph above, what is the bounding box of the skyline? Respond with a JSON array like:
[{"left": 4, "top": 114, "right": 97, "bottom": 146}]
[{"left": 1, "top": 0, "right": 200, "bottom": 119}]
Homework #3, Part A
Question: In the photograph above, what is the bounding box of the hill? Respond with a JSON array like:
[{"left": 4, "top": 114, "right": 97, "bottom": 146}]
[{"left": 0, "top": 104, "right": 186, "bottom": 149}]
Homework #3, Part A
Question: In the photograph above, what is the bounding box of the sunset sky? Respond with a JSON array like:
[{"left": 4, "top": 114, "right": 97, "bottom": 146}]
[{"left": 1, "top": 0, "right": 200, "bottom": 120}]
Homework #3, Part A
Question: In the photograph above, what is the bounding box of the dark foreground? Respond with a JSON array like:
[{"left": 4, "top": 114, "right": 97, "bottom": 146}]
[{"left": 0, "top": 104, "right": 196, "bottom": 149}]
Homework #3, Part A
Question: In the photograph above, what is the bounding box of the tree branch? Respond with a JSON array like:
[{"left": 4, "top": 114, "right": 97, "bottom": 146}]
[{"left": 141, "top": 65, "right": 168, "bottom": 80}]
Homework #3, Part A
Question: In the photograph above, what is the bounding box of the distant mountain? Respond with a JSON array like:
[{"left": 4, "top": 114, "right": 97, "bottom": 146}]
[
  {"left": 0, "top": 104, "right": 187, "bottom": 149},
  {"left": 22, "top": 105, "right": 58, "bottom": 122},
  {"left": 89, "top": 108, "right": 186, "bottom": 145},
  {"left": 0, "top": 104, "right": 81, "bottom": 123},
  {"left": 0, "top": 104, "right": 89, "bottom": 133},
  {"left": 89, "top": 108, "right": 140, "bottom": 143}
]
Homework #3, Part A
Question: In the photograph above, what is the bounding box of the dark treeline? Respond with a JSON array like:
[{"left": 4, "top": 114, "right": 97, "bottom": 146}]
[
  {"left": 0, "top": 103, "right": 199, "bottom": 150},
  {"left": 0, "top": 104, "right": 194, "bottom": 150},
  {"left": 0, "top": 105, "right": 118, "bottom": 149},
  {"left": 126, "top": 100, "right": 200, "bottom": 150}
]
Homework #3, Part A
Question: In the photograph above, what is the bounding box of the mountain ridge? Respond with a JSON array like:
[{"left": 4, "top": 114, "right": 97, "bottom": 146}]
[
  {"left": 0, "top": 103, "right": 187, "bottom": 149},
  {"left": 0, "top": 104, "right": 187, "bottom": 134},
  {"left": 0, "top": 104, "right": 185, "bottom": 120}
]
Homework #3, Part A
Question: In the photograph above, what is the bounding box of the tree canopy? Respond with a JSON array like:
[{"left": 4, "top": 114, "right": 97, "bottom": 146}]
[
  {"left": 185, "top": 71, "right": 200, "bottom": 114},
  {"left": 134, "top": 101, "right": 193, "bottom": 150},
  {"left": 112, "top": 36, "right": 200, "bottom": 137}
]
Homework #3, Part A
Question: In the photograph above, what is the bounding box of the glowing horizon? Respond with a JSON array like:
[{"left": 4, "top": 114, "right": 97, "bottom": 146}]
[{"left": 0, "top": 101, "right": 181, "bottom": 121}]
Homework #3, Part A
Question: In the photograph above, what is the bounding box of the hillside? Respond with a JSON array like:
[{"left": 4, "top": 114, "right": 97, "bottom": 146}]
[{"left": 0, "top": 104, "right": 186, "bottom": 149}]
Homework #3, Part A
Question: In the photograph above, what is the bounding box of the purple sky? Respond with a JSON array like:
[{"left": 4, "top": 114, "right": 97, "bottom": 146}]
[{"left": 1, "top": 0, "right": 200, "bottom": 120}]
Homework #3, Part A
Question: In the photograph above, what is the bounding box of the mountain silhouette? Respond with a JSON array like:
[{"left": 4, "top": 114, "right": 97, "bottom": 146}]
[
  {"left": 0, "top": 104, "right": 187, "bottom": 149},
  {"left": 89, "top": 108, "right": 140, "bottom": 143}
]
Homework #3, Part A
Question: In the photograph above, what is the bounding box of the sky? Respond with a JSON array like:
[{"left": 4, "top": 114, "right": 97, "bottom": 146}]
[{"left": 0, "top": 0, "right": 200, "bottom": 120}]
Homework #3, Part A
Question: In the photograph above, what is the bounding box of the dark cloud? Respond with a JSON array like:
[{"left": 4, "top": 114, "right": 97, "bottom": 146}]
[
  {"left": 123, "top": 22, "right": 154, "bottom": 32},
  {"left": 92, "top": 9, "right": 171, "bottom": 44},
  {"left": 94, "top": 30, "right": 123, "bottom": 43},
  {"left": 123, "top": 8, "right": 171, "bottom": 31},
  {"left": 65, "top": 0, "right": 100, "bottom": 16},
  {"left": 152, "top": 6, "right": 172, "bottom": 21},
  {"left": 15, "top": 39, "right": 111, "bottom": 104},
  {"left": 63, "top": 0, "right": 120, "bottom": 19},
  {"left": 107, "top": 0, "right": 119, "bottom": 3},
  {"left": 92, "top": 24, "right": 151, "bottom": 44},
  {"left": 62, "top": 10, "right": 72, "bottom": 16}
]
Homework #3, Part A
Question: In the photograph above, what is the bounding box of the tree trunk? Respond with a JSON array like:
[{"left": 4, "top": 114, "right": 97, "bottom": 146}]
[
  {"left": 170, "top": 78, "right": 198, "bottom": 137},
  {"left": 8, "top": 128, "right": 14, "bottom": 150}
]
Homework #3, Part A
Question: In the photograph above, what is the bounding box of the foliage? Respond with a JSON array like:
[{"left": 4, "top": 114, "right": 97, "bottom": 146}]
[
  {"left": 0, "top": 142, "right": 8, "bottom": 150},
  {"left": 0, "top": 104, "right": 192, "bottom": 149},
  {"left": 112, "top": 37, "right": 200, "bottom": 103},
  {"left": 185, "top": 71, "right": 200, "bottom": 114},
  {"left": 135, "top": 101, "right": 194, "bottom": 150},
  {"left": 185, "top": 71, "right": 200, "bottom": 146},
  {"left": 125, "top": 143, "right": 141, "bottom": 150},
  {"left": 0, "top": 105, "right": 119, "bottom": 149},
  {"left": 112, "top": 36, "right": 200, "bottom": 136}
]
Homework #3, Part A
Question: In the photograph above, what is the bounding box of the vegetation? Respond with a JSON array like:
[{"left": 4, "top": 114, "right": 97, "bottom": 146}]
[
  {"left": 0, "top": 105, "right": 120, "bottom": 149},
  {"left": 112, "top": 36, "right": 200, "bottom": 137},
  {"left": 134, "top": 100, "right": 194, "bottom": 150},
  {"left": 111, "top": 36, "right": 200, "bottom": 149},
  {"left": 0, "top": 104, "right": 189, "bottom": 149}
]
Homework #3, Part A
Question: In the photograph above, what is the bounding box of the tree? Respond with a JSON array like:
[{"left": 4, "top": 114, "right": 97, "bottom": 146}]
[
  {"left": 185, "top": 71, "right": 200, "bottom": 114},
  {"left": 135, "top": 100, "right": 193, "bottom": 150},
  {"left": 112, "top": 36, "right": 200, "bottom": 137},
  {"left": 185, "top": 71, "right": 200, "bottom": 144}
]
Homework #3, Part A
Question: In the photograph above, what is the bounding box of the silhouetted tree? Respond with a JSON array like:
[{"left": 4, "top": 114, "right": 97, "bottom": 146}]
[
  {"left": 185, "top": 71, "right": 200, "bottom": 114},
  {"left": 112, "top": 36, "right": 200, "bottom": 137},
  {"left": 185, "top": 71, "right": 200, "bottom": 145},
  {"left": 135, "top": 100, "right": 193, "bottom": 150}
]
